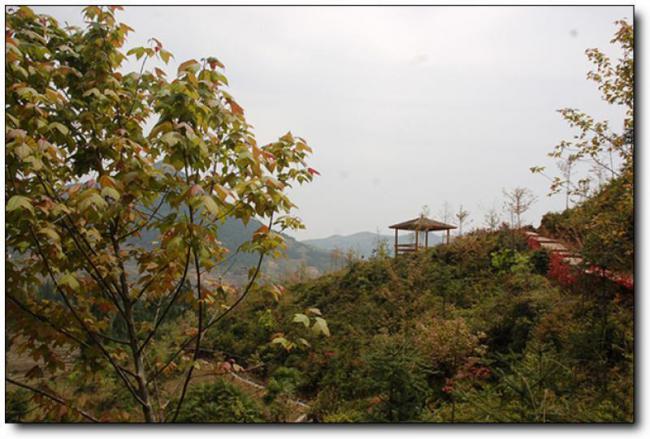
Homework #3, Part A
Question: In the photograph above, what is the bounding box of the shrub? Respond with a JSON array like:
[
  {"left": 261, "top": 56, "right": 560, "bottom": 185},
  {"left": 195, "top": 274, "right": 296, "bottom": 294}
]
[
  {"left": 530, "top": 250, "right": 550, "bottom": 275},
  {"left": 173, "top": 380, "right": 264, "bottom": 423},
  {"left": 6, "top": 389, "right": 31, "bottom": 422},
  {"left": 361, "top": 335, "right": 431, "bottom": 422}
]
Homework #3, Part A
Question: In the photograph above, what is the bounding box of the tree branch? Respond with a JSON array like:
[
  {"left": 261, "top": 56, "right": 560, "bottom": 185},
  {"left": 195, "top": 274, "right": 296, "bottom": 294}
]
[
  {"left": 6, "top": 293, "right": 90, "bottom": 349},
  {"left": 27, "top": 226, "right": 146, "bottom": 407},
  {"left": 150, "top": 214, "right": 272, "bottom": 388},
  {"left": 138, "top": 246, "right": 192, "bottom": 355},
  {"left": 6, "top": 377, "right": 100, "bottom": 422},
  {"left": 170, "top": 157, "right": 204, "bottom": 422},
  {"left": 118, "top": 193, "right": 168, "bottom": 241}
]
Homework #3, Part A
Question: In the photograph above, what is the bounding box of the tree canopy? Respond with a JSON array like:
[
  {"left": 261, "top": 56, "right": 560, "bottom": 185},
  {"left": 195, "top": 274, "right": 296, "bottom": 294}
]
[{"left": 5, "top": 5, "right": 317, "bottom": 422}]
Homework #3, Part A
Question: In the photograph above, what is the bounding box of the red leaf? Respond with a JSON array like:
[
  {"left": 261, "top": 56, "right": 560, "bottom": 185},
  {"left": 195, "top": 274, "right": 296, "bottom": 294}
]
[
  {"left": 151, "top": 37, "right": 162, "bottom": 52},
  {"left": 308, "top": 167, "right": 321, "bottom": 176},
  {"left": 207, "top": 57, "right": 224, "bottom": 70},
  {"left": 189, "top": 184, "right": 203, "bottom": 196},
  {"left": 226, "top": 97, "right": 244, "bottom": 116},
  {"left": 253, "top": 225, "right": 269, "bottom": 239},
  {"left": 97, "top": 302, "right": 112, "bottom": 313}
]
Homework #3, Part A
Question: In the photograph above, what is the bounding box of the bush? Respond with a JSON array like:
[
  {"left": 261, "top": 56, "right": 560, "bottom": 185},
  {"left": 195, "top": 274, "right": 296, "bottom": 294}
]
[
  {"left": 6, "top": 389, "right": 31, "bottom": 422},
  {"left": 361, "top": 335, "right": 431, "bottom": 422},
  {"left": 530, "top": 250, "right": 550, "bottom": 275},
  {"left": 173, "top": 380, "right": 264, "bottom": 423}
]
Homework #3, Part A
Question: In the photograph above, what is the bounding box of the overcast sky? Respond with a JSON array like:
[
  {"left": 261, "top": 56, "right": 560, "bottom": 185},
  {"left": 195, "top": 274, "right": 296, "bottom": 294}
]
[{"left": 34, "top": 5, "right": 632, "bottom": 240}]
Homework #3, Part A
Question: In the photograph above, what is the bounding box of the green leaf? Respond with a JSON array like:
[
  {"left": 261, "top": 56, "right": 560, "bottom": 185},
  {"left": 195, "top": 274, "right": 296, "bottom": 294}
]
[
  {"left": 280, "top": 131, "right": 294, "bottom": 143},
  {"left": 167, "top": 236, "right": 183, "bottom": 251},
  {"left": 39, "top": 227, "right": 60, "bottom": 242},
  {"left": 271, "top": 336, "right": 293, "bottom": 351},
  {"left": 292, "top": 313, "right": 310, "bottom": 328},
  {"left": 178, "top": 59, "right": 200, "bottom": 75},
  {"left": 202, "top": 195, "right": 219, "bottom": 216},
  {"left": 6, "top": 195, "right": 34, "bottom": 215},
  {"left": 160, "top": 131, "right": 181, "bottom": 147},
  {"left": 82, "top": 88, "right": 102, "bottom": 99},
  {"left": 59, "top": 273, "right": 80, "bottom": 291},
  {"left": 101, "top": 186, "right": 120, "bottom": 200},
  {"left": 312, "top": 317, "right": 330, "bottom": 337},
  {"left": 159, "top": 49, "right": 173, "bottom": 64},
  {"left": 149, "top": 121, "right": 173, "bottom": 139},
  {"left": 127, "top": 46, "right": 146, "bottom": 60},
  {"left": 48, "top": 122, "right": 69, "bottom": 136},
  {"left": 79, "top": 192, "right": 108, "bottom": 211},
  {"left": 14, "top": 143, "right": 32, "bottom": 159},
  {"left": 307, "top": 307, "right": 322, "bottom": 316}
]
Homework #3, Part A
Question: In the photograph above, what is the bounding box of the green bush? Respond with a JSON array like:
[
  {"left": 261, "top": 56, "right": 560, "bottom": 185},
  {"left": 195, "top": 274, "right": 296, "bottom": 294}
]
[
  {"left": 361, "top": 335, "right": 431, "bottom": 422},
  {"left": 6, "top": 389, "right": 31, "bottom": 423},
  {"left": 173, "top": 380, "right": 264, "bottom": 423},
  {"left": 530, "top": 250, "right": 550, "bottom": 275}
]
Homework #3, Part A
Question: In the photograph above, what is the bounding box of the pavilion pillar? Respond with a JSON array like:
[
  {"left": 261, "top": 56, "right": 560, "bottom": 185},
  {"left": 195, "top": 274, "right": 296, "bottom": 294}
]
[
  {"left": 415, "top": 229, "right": 419, "bottom": 251},
  {"left": 446, "top": 229, "right": 450, "bottom": 244},
  {"left": 394, "top": 228, "right": 398, "bottom": 257},
  {"left": 425, "top": 231, "right": 429, "bottom": 248}
]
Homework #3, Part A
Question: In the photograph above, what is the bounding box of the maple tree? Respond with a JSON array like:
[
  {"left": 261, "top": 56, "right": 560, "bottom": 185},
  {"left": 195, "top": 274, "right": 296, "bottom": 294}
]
[{"left": 5, "top": 6, "right": 317, "bottom": 422}]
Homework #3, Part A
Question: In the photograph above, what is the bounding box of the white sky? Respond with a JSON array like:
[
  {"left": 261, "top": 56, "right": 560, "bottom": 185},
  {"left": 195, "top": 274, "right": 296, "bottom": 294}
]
[{"left": 33, "top": 5, "right": 632, "bottom": 240}]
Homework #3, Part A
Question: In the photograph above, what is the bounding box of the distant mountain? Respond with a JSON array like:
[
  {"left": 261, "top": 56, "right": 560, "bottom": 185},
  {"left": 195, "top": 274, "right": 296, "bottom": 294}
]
[
  {"left": 214, "top": 216, "right": 332, "bottom": 283},
  {"left": 303, "top": 232, "right": 392, "bottom": 258},
  {"left": 302, "top": 231, "right": 443, "bottom": 258},
  {"left": 129, "top": 201, "right": 331, "bottom": 284}
]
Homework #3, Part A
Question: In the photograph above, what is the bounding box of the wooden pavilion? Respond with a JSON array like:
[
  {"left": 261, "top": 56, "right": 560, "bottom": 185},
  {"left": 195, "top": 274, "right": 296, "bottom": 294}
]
[{"left": 389, "top": 216, "right": 457, "bottom": 257}]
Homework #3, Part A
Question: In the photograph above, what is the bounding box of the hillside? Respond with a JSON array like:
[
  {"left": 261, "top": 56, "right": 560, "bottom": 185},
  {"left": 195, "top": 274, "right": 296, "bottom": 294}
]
[{"left": 203, "top": 227, "right": 633, "bottom": 422}]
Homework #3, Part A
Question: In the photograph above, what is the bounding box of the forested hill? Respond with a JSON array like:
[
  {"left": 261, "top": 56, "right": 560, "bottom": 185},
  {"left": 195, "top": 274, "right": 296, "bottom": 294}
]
[{"left": 204, "top": 226, "right": 633, "bottom": 422}]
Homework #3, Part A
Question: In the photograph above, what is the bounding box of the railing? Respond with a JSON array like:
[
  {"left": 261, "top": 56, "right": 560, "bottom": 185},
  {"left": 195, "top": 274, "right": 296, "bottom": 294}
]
[{"left": 396, "top": 243, "right": 419, "bottom": 253}]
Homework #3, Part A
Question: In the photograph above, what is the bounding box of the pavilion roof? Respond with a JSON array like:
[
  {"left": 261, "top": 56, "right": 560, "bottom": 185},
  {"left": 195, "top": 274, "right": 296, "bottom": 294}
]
[{"left": 389, "top": 216, "right": 457, "bottom": 231}]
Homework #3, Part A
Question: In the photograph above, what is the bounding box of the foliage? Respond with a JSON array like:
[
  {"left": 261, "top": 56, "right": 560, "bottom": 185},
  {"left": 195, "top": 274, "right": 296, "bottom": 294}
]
[
  {"left": 4, "top": 7, "right": 633, "bottom": 424},
  {"left": 540, "top": 169, "right": 633, "bottom": 272},
  {"left": 361, "top": 335, "right": 431, "bottom": 422},
  {"left": 532, "top": 20, "right": 633, "bottom": 197},
  {"left": 201, "top": 226, "right": 632, "bottom": 423},
  {"left": 530, "top": 250, "right": 550, "bottom": 275},
  {"left": 533, "top": 20, "right": 633, "bottom": 274},
  {"left": 173, "top": 380, "right": 264, "bottom": 423},
  {"left": 5, "top": 6, "right": 315, "bottom": 422},
  {"left": 490, "top": 248, "right": 530, "bottom": 274},
  {"left": 6, "top": 389, "right": 31, "bottom": 423}
]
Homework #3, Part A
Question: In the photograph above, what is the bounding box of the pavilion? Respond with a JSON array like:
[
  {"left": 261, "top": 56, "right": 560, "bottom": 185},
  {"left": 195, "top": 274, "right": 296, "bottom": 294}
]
[{"left": 389, "top": 216, "right": 457, "bottom": 257}]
